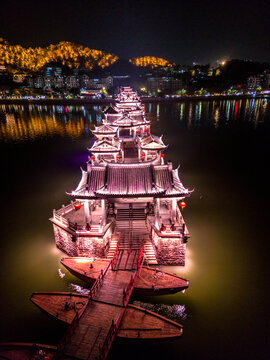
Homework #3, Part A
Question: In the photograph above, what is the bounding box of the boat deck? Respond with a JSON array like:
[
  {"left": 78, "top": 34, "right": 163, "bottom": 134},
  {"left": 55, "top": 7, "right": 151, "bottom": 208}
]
[
  {"left": 61, "top": 257, "right": 189, "bottom": 295},
  {"left": 31, "top": 292, "right": 183, "bottom": 340}
]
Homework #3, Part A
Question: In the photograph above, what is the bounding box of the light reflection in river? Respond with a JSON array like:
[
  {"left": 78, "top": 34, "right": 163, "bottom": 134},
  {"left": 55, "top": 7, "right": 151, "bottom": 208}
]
[
  {"left": 1, "top": 98, "right": 269, "bottom": 142},
  {"left": 0, "top": 104, "right": 105, "bottom": 141}
]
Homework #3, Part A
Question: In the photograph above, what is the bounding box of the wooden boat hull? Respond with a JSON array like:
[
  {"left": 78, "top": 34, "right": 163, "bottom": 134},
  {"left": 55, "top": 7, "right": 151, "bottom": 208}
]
[
  {"left": 31, "top": 292, "right": 183, "bottom": 340},
  {"left": 0, "top": 342, "right": 57, "bottom": 360},
  {"left": 61, "top": 257, "right": 189, "bottom": 295}
]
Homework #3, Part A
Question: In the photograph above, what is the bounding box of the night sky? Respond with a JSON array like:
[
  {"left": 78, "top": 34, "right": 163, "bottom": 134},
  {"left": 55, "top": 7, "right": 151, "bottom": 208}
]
[{"left": 1, "top": 0, "right": 270, "bottom": 64}]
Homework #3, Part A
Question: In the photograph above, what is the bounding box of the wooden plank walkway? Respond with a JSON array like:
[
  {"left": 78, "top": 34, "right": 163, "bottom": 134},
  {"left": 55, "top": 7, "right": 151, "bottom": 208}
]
[
  {"left": 113, "top": 248, "right": 140, "bottom": 271},
  {"left": 59, "top": 248, "right": 143, "bottom": 360},
  {"left": 63, "top": 301, "right": 123, "bottom": 360}
]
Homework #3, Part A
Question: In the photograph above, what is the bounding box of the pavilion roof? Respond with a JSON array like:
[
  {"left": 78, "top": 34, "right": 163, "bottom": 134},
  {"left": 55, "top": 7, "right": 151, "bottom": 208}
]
[
  {"left": 103, "top": 106, "right": 120, "bottom": 114},
  {"left": 91, "top": 124, "right": 117, "bottom": 135},
  {"left": 139, "top": 134, "right": 168, "bottom": 150},
  {"left": 69, "top": 166, "right": 106, "bottom": 199},
  {"left": 153, "top": 165, "right": 191, "bottom": 197},
  {"left": 69, "top": 162, "right": 191, "bottom": 200},
  {"left": 111, "top": 114, "right": 148, "bottom": 127},
  {"left": 95, "top": 163, "right": 164, "bottom": 197},
  {"left": 88, "top": 139, "right": 120, "bottom": 153}
]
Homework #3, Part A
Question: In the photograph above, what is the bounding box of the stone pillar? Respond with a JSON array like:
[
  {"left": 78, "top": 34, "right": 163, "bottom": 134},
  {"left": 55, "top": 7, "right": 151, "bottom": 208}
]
[
  {"left": 84, "top": 200, "right": 90, "bottom": 223},
  {"left": 145, "top": 150, "right": 148, "bottom": 161},
  {"left": 171, "top": 198, "right": 177, "bottom": 223},
  {"left": 155, "top": 198, "right": 160, "bottom": 227},
  {"left": 101, "top": 199, "right": 106, "bottom": 225}
]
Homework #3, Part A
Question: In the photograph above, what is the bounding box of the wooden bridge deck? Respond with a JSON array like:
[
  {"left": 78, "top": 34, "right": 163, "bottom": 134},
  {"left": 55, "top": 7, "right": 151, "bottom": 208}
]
[
  {"left": 60, "top": 249, "right": 143, "bottom": 360},
  {"left": 63, "top": 301, "right": 123, "bottom": 360}
]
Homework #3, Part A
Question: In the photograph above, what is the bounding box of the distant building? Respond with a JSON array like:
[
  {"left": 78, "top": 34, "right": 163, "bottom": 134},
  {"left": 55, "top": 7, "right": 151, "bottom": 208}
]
[
  {"left": 34, "top": 75, "right": 44, "bottom": 88},
  {"left": 247, "top": 75, "right": 265, "bottom": 89},
  {"left": 80, "top": 74, "right": 90, "bottom": 88},
  {"left": 147, "top": 77, "right": 183, "bottom": 93},
  {"left": 88, "top": 76, "right": 113, "bottom": 90},
  {"left": 44, "top": 77, "right": 53, "bottom": 89},
  {"left": 264, "top": 70, "right": 270, "bottom": 88},
  {"left": 54, "top": 76, "right": 64, "bottom": 88},
  {"left": 13, "top": 73, "right": 26, "bottom": 83},
  {"left": 65, "top": 76, "right": 80, "bottom": 89},
  {"left": 44, "top": 67, "right": 62, "bottom": 78},
  {"left": 27, "top": 77, "right": 34, "bottom": 87}
]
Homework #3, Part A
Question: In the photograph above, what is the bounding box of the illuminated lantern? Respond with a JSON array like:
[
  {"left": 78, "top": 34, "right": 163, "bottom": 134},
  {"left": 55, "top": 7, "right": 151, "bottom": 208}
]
[
  {"left": 136, "top": 130, "right": 140, "bottom": 134},
  {"left": 144, "top": 128, "right": 148, "bottom": 132},
  {"left": 179, "top": 201, "right": 186, "bottom": 210},
  {"left": 74, "top": 203, "right": 81, "bottom": 211},
  {"left": 116, "top": 155, "right": 121, "bottom": 160},
  {"left": 161, "top": 154, "right": 165, "bottom": 158},
  {"left": 91, "top": 155, "right": 95, "bottom": 160},
  {"left": 141, "top": 153, "right": 145, "bottom": 157}
]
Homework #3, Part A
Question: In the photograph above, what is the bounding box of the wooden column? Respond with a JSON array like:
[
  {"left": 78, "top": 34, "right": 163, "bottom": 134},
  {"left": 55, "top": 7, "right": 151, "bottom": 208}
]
[
  {"left": 84, "top": 200, "right": 91, "bottom": 223},
  {"left": 171, "top": 198, "right": 177, "bottom": 223},
  {"left": 101, "top": 199, "right": 106, "bottom": 225},
  {"left": 155, "top": 198, "right": 160, "bottom": 227}
]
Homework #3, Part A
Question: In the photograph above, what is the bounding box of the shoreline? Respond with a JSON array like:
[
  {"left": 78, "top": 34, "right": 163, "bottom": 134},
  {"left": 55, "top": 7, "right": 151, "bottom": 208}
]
[{"left": 0, "top": 94, "right": 268, "bottom": 106}]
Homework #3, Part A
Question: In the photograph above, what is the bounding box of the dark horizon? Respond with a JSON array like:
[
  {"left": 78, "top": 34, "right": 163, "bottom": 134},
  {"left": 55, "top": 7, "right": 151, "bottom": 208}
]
[{"left": 1, "top": 0, "right": 270, "bottom": 65}]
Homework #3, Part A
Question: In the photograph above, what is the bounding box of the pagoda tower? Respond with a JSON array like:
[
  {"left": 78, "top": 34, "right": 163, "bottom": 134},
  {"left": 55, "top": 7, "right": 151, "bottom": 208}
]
[{"left": 50, "top": 87, "right": 192, "bottom": 265}]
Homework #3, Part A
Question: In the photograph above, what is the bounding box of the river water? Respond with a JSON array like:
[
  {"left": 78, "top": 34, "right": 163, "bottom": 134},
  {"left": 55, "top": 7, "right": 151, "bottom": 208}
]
[{"left": 0, "top": 98, "right": 269, "bottom": 360}]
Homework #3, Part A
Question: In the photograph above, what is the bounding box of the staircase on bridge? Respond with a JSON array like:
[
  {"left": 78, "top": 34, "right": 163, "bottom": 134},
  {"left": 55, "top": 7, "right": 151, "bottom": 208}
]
[{"left": 113, "top": 205, "right": 158, "bottom": 265}]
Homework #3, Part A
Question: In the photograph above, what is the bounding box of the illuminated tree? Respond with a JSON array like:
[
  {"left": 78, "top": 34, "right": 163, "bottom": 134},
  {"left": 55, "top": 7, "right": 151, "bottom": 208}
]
[{"left": 0, "top": 39, "right": 119, "bottom": 73}]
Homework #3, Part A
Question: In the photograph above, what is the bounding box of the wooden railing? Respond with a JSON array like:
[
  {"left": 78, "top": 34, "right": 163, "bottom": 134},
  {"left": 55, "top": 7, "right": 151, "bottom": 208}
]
[
  {"left": 111, "top": 243, "right": 119, "bottom": 271},
  {"left": 123, "top": 251, "right": 144, "bottom": 307},
  {"left": 137, "top": 243, "right": 143, "bottom": 270},
  {"left": 53, "top": 211, "right": 112, "bottom": 236},
  {"left": 55, "top": 203, "right": 74, "bottom": 216},
  {"left": 56, "top": 310, "right": 79, "bottom": 358},
  {"left": 100, "top": 252, "right": 144, "bottom": 360},
  {"left": 68, "top": 221, "right": 101, "bottom": 233},
  {"left": 98, "top": 320, "right": 116, "bottom": 360},
  {"left": 88, "top": 260, "right": 111, "bottom": 301},
  {"left": 56, "top": 259, "right": 111, "bottom": 358}
]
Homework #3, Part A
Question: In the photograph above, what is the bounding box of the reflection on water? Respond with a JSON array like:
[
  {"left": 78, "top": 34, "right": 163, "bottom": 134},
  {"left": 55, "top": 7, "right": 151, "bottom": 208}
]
[
  {"left": 0, "top": 104, "right": 105, "bottom": 142},
  {"left": 0, "top": 98, "right": 269, "bottom": 142},
  {"left": 146, "top": 97, "right": 270, "bottom": 130}
]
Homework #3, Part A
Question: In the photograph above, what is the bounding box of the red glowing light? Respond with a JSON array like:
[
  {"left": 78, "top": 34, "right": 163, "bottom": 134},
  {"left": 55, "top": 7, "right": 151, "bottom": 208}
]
[
  {"left": 116, "top": 155, "right": 121, "bottom": 159},
  {"left": 74, "top": 203, "right": 81, "bottom": 210},
  {"left": 141, "top": 153, "right": 145, "bottom": 157},
  {"left": 161, "top": 154, "right": 165, "bottom": 158},
  {"left": 179, "top": 201, "right": 186, "bottom": 210},
  {"left": 91, "top": 155, "right": 95, "bottom": 159}
]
